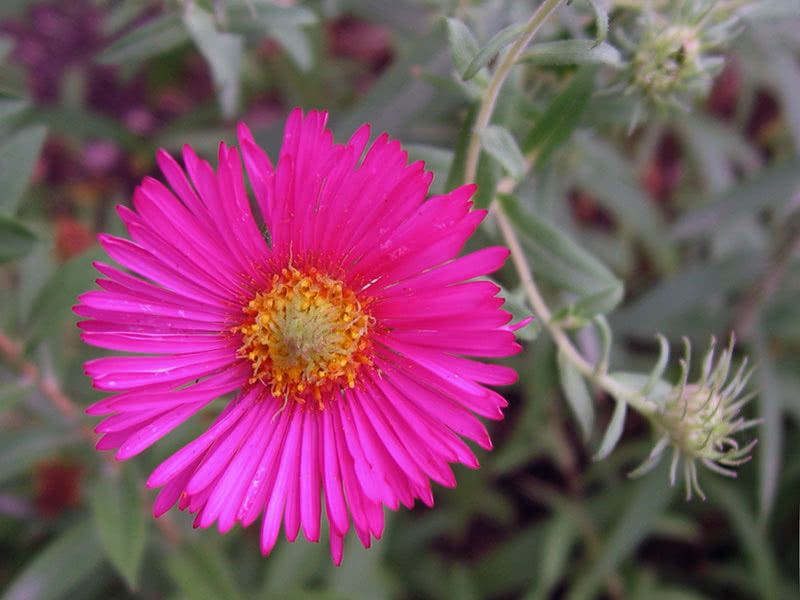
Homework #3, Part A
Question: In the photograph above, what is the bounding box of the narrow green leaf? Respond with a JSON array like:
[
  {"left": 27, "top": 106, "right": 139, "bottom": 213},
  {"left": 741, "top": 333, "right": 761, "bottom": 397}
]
[
  {"left": 0, "top": 125, "right": 47, "bottom": 215},
  {"left": 587, "top": 0, "right": 609, "bottom": 43},
  {"left": 0, "top": 91, "right": 28, "bottom": 123},
  {"left": 568, "top": 460, "right": 676, "bottom": 600},
  {"left": 498, "top": 194, "right": 623, "bottom": 305},
  {"left": 445, "top": 17, "right": 479, "bottom": 77},
  {"left": 0, "top": 215, "right": 37, "bottom": 263},
  {"left": 518, "top": 40, "right": 622, "bottom": 67},
  {"left": 570, "top": 285, "right": 624, "bottom": 319},
  {"left": 570, "top": 134, "right": 677, "bottom": 274},
  {"left": 227, "top": 2, "right": 317, "bottom": 32},
  {"left": 95, "top": 12, "right": 189, "bottom": 64},
  {"left": 557, "top": 349, "right": 595, "bottom": 441},
  {"left": 166, "top": 543, "right": 245, "bottom": 600},
  {"left": 593, "top": 399, "right": 627, "bottom": 460},
  {"left": 183, "top": 5, "right": 244, "bottom": 118},
  {"left": 267, "top": 24, "right": 313, "bottom": 71},
  {"left": 479, "top": 125, "right": 525, "bottom": 179},
  {"left": 0, "top": 381, "right": 31, "bottom": 413},
  {"left": 752, "top": 327, "right": 782, "bottom": 522},
  {"left": 91, "top": 465, "right": 147, "bottom": 591},
  {"left": 462, "top": 22, "right": 527, "bottom": 80},
  {"left": 673, "top": 158, "right": 800, "bottom": 239},
  {"left": 523, "top": 67, "right": 595, "bottom": 163},
  {"left": 0, "top": 428, "right": 81, "bottom": 484},
  {"left": 1, "top": 518, "right": 105, "bottom": 600},
  {"left": 24, "top": 245, "right": 106, "bottom": 351}
]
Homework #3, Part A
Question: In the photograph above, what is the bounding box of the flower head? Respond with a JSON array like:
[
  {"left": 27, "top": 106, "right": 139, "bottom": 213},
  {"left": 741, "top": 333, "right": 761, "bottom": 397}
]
[
  {"left": 631, "top": 335, "right": 758, "bottom": 500},
  {"left": 76, "top": 109, "right": 522, "bottom": 563}
]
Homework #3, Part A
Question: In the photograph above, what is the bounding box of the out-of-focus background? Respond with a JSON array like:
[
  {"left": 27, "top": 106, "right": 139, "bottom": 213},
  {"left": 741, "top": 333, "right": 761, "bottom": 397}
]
[{"left": 1, "top": 1, "right": 799, "bottom": 599}]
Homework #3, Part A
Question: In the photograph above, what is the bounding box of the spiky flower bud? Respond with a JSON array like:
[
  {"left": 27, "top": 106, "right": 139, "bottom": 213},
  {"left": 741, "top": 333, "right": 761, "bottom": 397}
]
[
  {"left": 630, "top": 335, "right": 759, "bottom": 500},
  {"left": 623, "top": 1, "right": 742, "bottom": 113}
]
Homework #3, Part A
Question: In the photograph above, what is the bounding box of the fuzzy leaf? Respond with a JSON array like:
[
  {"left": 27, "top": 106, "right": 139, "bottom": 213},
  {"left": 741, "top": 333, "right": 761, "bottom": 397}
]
[
  {"left": 462, "top": 22, "right": 527, "bottom": 81},
  {"left": 587, "top": 0, "right": 609, "bottom": 43},
  {"left": 479, "top": 125, "right": 526, "bottom": 179},
  {"left": 557, "top": 349, "right": 595, "bottom": 441},
  {"left": 518, "top": 40, "right": 622, "bottom": 67},
  {"left": 184, "top": 6, "right": 244, "bottom": 118},
  {"left": 593, "top": 399, "right": 627, "bottom": 460},
  {"left": 445, "top": 17, "right": 480, "bottom": 77}
]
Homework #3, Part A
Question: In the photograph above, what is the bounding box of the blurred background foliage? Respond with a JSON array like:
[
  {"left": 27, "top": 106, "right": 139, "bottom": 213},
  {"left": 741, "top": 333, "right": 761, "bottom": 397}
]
[{"left": 1, "top": 0, "right": 800, "bottom": 599}]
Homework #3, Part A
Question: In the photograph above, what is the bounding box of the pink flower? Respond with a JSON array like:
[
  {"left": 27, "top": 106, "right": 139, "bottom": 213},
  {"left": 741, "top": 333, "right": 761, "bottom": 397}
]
[{"left": 76, "top": 108, "right": 522, "bottom": 564}]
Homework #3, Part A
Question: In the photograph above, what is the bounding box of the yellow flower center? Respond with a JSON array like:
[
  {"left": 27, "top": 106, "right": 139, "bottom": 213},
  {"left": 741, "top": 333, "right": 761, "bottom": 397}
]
[{"left": 235, "top": 266, "right": 373, "bottom": 408}]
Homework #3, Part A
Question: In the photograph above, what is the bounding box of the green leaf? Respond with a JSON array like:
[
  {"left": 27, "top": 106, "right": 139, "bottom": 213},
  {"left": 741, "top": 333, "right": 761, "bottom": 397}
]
[
  {"left": 587, "top": 0, "right": 609, "bottom": 43},
  {"left": 268, "top": 25, "right": 313, "bottom": 71},
  {"left": 557, "top": 349, "right": 595, "bottom": 441},
  {"left": 593, "top": 399, "right": 627, "bottom": 460},
  {"left": 568, "top": 459, "right": 676, "bottom": 600},
  {"left": 403, "top": 144, "right": 454, "bottom": 196},
  {"left": 1, "top": 518, "right": 105, "bottom": 600},
  {"left": 462, "top": 22, "right": 527, "bottom": 81},
  {"left": 498, "top": 194, "right": 623, "bottom": 315},
  {"left": 673, "top": 158, "right": 800, "bottom": 239},
  {"left": 0, "top": 91, "right": 28, "bottom": 123},
  {"left": 0, "top": 215, "right": 36, "bottom": 263},
  {"left": 523, "top": 67, "right": 595, "bottom": 164},
  {"left": 570, "top": 134, "right": 677, "bottom": 274},
  {"left": 479, "top": 125, "right": 525, "bottom": 179},
  {"left": 166, "top": 542, "right": 245, "bottom": 600},
  {"left": 0, "top": 125, "right": 47, "bottom": 215},
  {"left": 24, "top": 245, "right": 106, "bottom": 351},
  {"left": 95, "top": 12, "right": 189, "bottom": 64},
  {"left": 445, "top": 17, "right": 479, "bottom": 77},
  {"left": 518, "top": 40, "right": 622, "bottom": 67},
  {"left": 91, "top": 465, "right": 147, "bottom": 591},
  {"left": 183, "top": 5, "right": 244, "bottom": 118},
  {"left": 0, "top": 427, "right": 82, "bottom": 484},
  {"left": 0, "top": 381, "right": 31, "bottom": 413}
]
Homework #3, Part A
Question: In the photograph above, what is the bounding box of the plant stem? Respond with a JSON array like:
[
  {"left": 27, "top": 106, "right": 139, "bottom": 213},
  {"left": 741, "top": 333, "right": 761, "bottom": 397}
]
[
  {"left": 492, "top": 204, "right": 656, "bottom": 417},
  {"left": 462, "top": 0, "right": 565, "bottom": 185}
]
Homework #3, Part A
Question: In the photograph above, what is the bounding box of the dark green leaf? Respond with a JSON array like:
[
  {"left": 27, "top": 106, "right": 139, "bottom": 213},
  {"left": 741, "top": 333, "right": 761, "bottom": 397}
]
[
  {"left": 479, "top": 125, "right": 525, "bottom": 179},
  {"left": 462, "top": 22, "right": 527, "bottom": 81},
  {"left": 95, "top": 12, "right": 189, "bottom": 64},
  {"left": 91, "top": 465, "right": 147, "bottom": 590},
  {"left": 1, "top": 519, "right": 105, "bottom": 600},
  {"left": 0, "top": 215, "right": 36, "bottom": 263},
  {"left": 568, "top": 460, "right": 676, "bottom": 600},
  {"left": 166, "top": 542, "right": 245, "bottom": 600},
  {"left": 0, "top": 124, "right": 47, "bottom": 215},
  {"left": 523, "top": 67, "right": 595, "bottom": 163},
  {"left": 518, "top": 40, "right": 622, "bottom": 67}
]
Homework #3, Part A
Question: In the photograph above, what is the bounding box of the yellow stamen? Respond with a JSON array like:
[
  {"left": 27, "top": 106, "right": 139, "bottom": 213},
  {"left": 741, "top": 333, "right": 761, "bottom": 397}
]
[{"left": 234, "top": 266, "right": 373, "bottom": 408}]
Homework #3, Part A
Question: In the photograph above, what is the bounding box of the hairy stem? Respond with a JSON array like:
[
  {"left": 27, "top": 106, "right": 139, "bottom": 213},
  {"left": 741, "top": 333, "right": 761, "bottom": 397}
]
[{"left": 462, "top": 0, "right": 565, "bottom": 185}]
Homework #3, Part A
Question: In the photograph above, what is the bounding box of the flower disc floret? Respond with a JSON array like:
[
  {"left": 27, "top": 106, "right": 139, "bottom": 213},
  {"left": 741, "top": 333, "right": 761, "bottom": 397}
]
[{"left": 235, "top": 266, "right": 373, "bottom": 407}]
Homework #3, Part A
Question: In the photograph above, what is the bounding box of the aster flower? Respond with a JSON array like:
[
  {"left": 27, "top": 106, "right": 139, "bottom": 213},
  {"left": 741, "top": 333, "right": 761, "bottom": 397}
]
[{"left": 76, "top": 108, "right": 523, "bottom": 563}]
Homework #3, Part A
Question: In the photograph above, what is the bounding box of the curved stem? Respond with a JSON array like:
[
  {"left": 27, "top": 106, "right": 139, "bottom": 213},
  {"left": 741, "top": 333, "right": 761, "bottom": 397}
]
[
  {"left": 462, "top": 0, "right": 565, "bottom": 185},
  {"left": 492, "top": 204, "right": 656, "bottom": 417}
]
